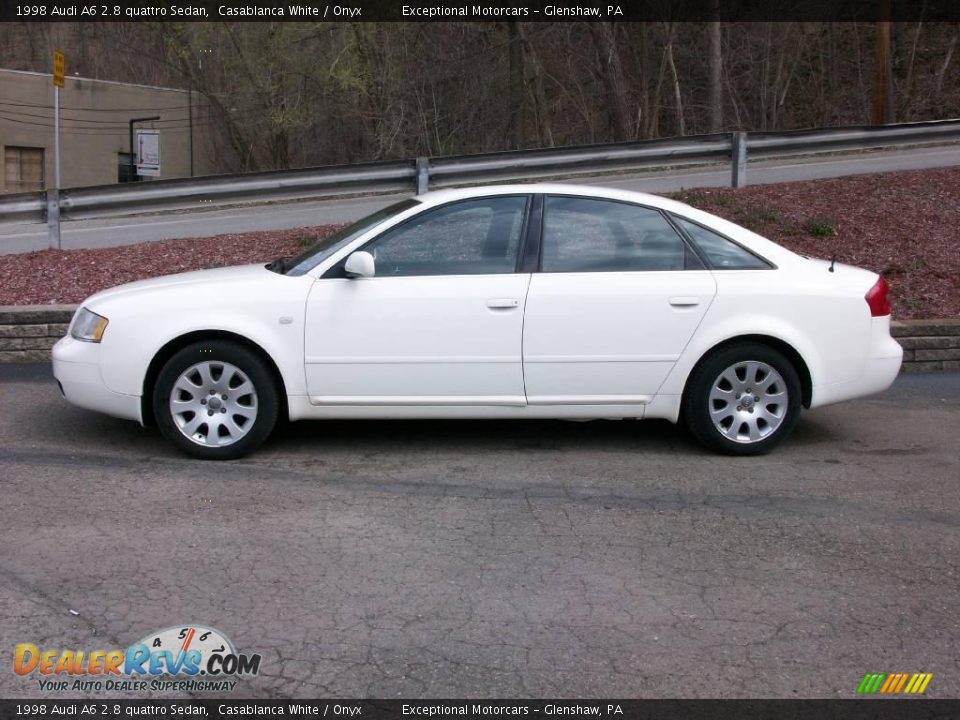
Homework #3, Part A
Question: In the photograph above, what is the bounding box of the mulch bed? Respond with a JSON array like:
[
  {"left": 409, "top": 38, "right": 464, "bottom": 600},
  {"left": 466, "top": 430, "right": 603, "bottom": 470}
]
[{"left": 1, "top": 166, "right": 957, "bottom": 319}]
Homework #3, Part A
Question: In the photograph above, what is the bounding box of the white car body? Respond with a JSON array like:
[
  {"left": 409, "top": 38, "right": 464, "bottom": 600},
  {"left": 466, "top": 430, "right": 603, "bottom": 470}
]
[{"left": 53, "top": 184, "right": 902, "bottom": 454}]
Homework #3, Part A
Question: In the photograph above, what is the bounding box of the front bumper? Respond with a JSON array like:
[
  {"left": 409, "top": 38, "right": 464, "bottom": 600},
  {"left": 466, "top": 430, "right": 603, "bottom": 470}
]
[{"left": 52, "top": 336, "right": 142, "bottom": 423}]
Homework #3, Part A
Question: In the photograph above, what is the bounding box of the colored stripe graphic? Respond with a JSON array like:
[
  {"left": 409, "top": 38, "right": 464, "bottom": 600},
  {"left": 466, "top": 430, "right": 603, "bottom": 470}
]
[
  {"left": 857, "top": 673, "right": 886, "bottom": 694},
  {"left": 857, "top": 672, "right": 932, "bottom": 694},
  {"left": 892, "top": 673, "right": 909, "bottom": 693},
  {"left": 907, "top": 673, "right": 934, "bottom": 694}
]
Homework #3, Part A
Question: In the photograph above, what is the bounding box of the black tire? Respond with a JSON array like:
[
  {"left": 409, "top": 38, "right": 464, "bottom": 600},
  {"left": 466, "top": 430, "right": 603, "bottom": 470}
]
[
  {"left": 153, "top": 340, "right": 279, "bottom": 460},
  {"left": 683, "top": 342, "right": 802, "bottom": 456}
]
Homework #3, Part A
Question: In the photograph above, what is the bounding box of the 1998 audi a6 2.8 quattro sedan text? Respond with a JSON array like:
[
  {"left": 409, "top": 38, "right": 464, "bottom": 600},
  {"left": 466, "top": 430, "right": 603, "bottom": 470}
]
[{"left": 53, "top": 184, "right": 903, "bottom": 460}]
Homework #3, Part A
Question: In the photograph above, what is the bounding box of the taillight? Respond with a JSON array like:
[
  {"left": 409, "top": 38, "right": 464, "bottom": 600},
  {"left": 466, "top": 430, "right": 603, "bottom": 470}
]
[{"left": 865, "top": 276, "right": 892, "bottom": 317}]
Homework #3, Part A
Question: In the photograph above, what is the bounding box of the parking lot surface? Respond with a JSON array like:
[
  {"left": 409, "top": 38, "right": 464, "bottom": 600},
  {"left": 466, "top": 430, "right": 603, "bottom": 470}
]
[{"left": 1, "top": 364, "right": 958, "bottom": 698}]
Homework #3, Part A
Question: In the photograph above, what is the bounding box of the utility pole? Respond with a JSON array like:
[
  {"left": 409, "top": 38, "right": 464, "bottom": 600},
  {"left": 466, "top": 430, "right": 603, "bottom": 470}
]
[{"left": 872, "top": 1, "right": 894, "bottom": 124}]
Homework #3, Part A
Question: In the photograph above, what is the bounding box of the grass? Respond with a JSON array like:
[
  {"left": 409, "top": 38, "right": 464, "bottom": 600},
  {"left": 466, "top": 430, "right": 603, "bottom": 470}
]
[{"left": 804, "top": 217, "right": 838, "bottom": 237}]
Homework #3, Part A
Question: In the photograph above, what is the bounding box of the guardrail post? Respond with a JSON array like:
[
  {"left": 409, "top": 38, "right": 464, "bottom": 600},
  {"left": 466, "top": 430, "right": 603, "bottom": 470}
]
[
  {"left": 415, "top": 157, "right": 430, "bottom": 195},
  {"left": 46, "top": 189, "right": 61, "bottom": 249},
  {"left": 730, "top": 131, "right": 747, "bottom": 187}
]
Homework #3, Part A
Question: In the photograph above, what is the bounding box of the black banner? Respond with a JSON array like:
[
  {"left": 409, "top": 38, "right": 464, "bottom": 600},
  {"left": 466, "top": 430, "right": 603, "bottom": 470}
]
[
  {"left": 3, "top": 700, "right": 960, "bottom": 720},
  {"left": 2, "top": 0, "right": 960, "bottom": 23}
]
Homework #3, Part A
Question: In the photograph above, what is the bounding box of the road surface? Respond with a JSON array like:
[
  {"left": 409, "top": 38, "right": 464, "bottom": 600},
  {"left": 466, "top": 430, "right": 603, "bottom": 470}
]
[{"left": 1, "top": 365, "right": 958, "bottom": 698}]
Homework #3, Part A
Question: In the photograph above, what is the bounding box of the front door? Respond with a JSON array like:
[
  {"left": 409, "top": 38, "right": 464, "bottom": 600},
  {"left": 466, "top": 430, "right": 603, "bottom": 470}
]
[{"left": 304, "top": 195, "right": 532, "bottom": 405}]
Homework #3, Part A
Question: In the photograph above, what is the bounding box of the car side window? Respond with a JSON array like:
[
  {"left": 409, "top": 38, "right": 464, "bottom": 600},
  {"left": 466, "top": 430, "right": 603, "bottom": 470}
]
[
  {"left": 673, "top": 216, "right": 771, "bottom": 269},
  {"left": 541, "top": 196, "right": 693, "bottom": 272},
  {"left": 362, "top": 196, "right": 528, "bottom": 277}
]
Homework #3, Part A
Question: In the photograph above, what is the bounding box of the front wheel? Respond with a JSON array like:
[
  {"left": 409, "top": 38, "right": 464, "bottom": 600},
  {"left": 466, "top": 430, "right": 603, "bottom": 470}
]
[
  {"left": 684, "top": 343, "right": 802, "bottom": 456},
  {"left": 153, "top": 340, "right": 279, "bottom": 460}
]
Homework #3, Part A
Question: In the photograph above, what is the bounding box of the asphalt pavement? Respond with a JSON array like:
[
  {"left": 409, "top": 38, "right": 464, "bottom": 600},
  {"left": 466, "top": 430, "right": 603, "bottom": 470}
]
[
  {"left": 2, "top": 144, "right": 959, "bottom": 254},
  {"left": 1, "top": 365, "right": 958, "bottom": 699}
]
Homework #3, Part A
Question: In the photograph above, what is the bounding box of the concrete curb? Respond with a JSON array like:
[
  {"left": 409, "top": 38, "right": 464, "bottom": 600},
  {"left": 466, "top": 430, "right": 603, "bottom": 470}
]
[{"left": 1, "top": 305, "right": 957, "bottom": 371}]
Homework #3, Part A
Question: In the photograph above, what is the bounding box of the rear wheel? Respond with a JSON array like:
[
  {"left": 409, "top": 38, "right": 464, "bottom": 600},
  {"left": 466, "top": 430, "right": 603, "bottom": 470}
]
[
  {"left": 153, "top": 340, "right": 278, "bottom": 460},
  {"left": 684, "top": 342, "right": 801, "bottom": 455}
]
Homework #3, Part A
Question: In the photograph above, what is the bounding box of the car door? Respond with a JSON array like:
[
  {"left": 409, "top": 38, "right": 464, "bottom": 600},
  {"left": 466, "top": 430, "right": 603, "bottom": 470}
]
[
  {"left": 304, "top": 195, "right": 532, "bottom": 405},
  {"left": 522, "top": 195, "right": 717, "bottom": 405}
]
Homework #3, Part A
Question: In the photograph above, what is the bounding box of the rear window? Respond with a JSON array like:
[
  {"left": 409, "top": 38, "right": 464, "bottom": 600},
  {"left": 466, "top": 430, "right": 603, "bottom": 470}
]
[
  {"left": 673, "top": 216, "right": 771, "bottom": 270},
  {"left": 542, "top": 196, "right": 699, "bottom": 273}
]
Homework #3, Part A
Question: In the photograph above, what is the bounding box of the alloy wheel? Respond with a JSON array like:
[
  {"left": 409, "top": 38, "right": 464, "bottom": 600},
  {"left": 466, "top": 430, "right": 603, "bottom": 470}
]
[
  {"left": 708, "top": 360, "right": 788, "bottom": 444},
  {"left": 168, "top": 361, "right": 259, "bottom": 447}
]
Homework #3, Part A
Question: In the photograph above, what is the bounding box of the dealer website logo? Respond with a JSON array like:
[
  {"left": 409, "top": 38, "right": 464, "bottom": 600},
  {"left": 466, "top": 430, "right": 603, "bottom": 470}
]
[
  {"left": 13, "top": 625, "right": 260, "bottom": 693},
  {"left": 856, "top": 672, "right": 933, "bottom": 695}
]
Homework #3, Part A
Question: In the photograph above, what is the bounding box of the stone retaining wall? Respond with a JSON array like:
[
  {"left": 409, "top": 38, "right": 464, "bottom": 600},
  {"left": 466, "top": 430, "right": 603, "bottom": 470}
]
[
  {"left": 0, "top": 305, "right": 76, "bottom": 363},
  {"left": 0, "top": 305, "right": 957, "bottom": 372},
  {"left": 890, "top": 318, "right": 960, "bottom": 372}
]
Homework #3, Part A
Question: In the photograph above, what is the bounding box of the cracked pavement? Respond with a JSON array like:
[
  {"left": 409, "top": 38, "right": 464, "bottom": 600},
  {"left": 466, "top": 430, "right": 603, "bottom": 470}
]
[{"left": 1, "top": 365, "right": 958, "bottom": 699}]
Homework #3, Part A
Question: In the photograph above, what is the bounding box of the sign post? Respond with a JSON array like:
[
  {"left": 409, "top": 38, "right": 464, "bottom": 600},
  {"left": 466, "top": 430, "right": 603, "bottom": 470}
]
[{"left": 49, "top": 50, "right": 65, "bottom": 250}]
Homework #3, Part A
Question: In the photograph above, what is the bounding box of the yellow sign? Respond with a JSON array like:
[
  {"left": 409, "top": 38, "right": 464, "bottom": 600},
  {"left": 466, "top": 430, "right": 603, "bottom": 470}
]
[{"left": 53, "top": 50, "right": 65, "bottom": 88}]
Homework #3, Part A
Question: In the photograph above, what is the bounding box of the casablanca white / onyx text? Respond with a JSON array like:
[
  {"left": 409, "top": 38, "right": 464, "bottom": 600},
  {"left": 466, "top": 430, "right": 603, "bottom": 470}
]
[{"left": 53, "top": 184, "right": 903, "bottom": 460}]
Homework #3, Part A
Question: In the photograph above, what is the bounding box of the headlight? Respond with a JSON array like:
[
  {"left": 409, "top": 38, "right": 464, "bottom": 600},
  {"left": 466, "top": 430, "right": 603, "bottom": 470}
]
[{"left": 70, "top": 307, "right": 109, "bottom": 343}]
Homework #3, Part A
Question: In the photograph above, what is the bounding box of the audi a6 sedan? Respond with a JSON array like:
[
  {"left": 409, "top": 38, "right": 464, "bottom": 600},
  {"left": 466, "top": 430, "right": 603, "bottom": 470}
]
[{"left": 53, "top": 184, "right": 903, "bottom": 460}]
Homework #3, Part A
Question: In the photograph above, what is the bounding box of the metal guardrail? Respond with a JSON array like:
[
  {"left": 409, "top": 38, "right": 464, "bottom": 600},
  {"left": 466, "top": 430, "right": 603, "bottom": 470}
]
[
  {"left": 2, "top": 120, "right": 958, "bottom": 245},
  {"left": 0, "top": 191, "right": 46, "bottom": 224},
  {"left": 428, "top": 133, "right": 733, "bottom": 183},
  {"left": 62, "top": 159, "right": 416, "bottom": 217}
]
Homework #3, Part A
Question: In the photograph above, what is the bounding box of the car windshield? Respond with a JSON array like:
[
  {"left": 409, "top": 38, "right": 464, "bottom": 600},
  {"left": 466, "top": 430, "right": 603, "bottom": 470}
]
[{"left": 282, "top": 198, "right": 421, "bottom": 276}]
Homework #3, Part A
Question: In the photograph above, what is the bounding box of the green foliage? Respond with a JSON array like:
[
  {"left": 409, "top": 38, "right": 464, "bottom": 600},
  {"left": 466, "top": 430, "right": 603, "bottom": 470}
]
[{"left": 804, "top": 217, "right": 837, "bottom": 237}]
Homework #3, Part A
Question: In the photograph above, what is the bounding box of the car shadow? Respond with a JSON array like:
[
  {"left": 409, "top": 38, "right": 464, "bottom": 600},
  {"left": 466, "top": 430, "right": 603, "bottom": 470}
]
[
  {"left": 266, "top": 415, "right": 701, "bottom": 454},
  {"left": 17, "top": 392, "right": 844, "bottom": 463}
]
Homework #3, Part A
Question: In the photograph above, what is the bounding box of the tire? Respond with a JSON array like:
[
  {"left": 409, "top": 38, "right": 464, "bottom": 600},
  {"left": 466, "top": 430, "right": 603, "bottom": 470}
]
[
  {"left": 683, "top": 342, "right": 802, "bottom": 456},
  {"left": 153, "top": 340, "right": 279, "bottom": 460}
]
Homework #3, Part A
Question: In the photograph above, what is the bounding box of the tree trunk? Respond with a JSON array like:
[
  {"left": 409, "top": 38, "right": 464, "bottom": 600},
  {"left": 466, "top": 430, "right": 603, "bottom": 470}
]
[
  {"left": 507, "top": 21, "right": 525, "bottom": 149},
  {"left": 935, "top": 28, "right": 957, "bottom": 96},
  {"left": 665, "top": 27, "right": 685, "bottom": 135},
  {"left": 708, "top": 16, "right": 723, "bottom": 132},
  {"left": 589, "top": 22, "right": 631, "bottom": 141},
  {"left": 516, "top": 24, "right": 553, "bottom": 147}
]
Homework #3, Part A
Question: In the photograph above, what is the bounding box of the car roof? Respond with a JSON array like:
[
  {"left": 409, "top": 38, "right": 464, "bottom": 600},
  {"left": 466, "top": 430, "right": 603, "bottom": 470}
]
[{"left": 415, "top": 183, "right": 676, "bottom": 210}]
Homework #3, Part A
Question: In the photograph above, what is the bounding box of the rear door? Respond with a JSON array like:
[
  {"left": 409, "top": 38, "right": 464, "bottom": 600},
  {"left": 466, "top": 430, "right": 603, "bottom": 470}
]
[{"left": 522, "top": 195, "right": 717, "bottom": 405}]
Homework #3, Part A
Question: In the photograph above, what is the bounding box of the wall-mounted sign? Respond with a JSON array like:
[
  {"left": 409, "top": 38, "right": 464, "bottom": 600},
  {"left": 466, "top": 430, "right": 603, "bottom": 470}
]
[{"left": 136, "top": 129, "right": 161, "bottom": 177}]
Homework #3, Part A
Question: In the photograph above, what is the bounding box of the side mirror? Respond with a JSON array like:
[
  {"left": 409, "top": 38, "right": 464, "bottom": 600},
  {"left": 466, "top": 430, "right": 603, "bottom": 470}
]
[{"left": 344, "top": 251, "right": 375, "bottom": 278}]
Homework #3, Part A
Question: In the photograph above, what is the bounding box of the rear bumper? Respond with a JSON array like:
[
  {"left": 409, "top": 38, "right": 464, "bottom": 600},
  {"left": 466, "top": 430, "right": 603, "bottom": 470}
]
[
  {"left": 810, "top": 316, "right": 903, "bottom": 408},
  {"left": 52, "top": 336, "right": 142, "bottom": 423}
]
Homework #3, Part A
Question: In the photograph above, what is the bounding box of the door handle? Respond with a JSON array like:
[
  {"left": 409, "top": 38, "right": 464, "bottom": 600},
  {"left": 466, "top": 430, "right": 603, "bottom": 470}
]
[
  {"left": 486, "top": 298, "right": 520, "bottom": 309},
  {"left": 669, "top": 296, "right": 700, "bottom": 307}
]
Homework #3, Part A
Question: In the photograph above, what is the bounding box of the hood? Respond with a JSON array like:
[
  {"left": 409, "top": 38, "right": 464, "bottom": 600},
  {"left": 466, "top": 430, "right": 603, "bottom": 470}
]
[{"left": 83, "top": 264, "right": 272, "bottom": 309}]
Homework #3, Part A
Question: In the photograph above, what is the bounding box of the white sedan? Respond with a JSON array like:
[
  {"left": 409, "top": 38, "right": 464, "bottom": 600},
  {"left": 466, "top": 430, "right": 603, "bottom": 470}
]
[{"left": 53, "top": 184, "right": 903, "bottom": 460}]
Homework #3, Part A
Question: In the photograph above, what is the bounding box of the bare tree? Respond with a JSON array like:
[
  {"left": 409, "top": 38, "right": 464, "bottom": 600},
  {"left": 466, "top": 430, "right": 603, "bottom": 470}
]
[{"left": 708, "top": 13, "right": 723, "bottom": 131}]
